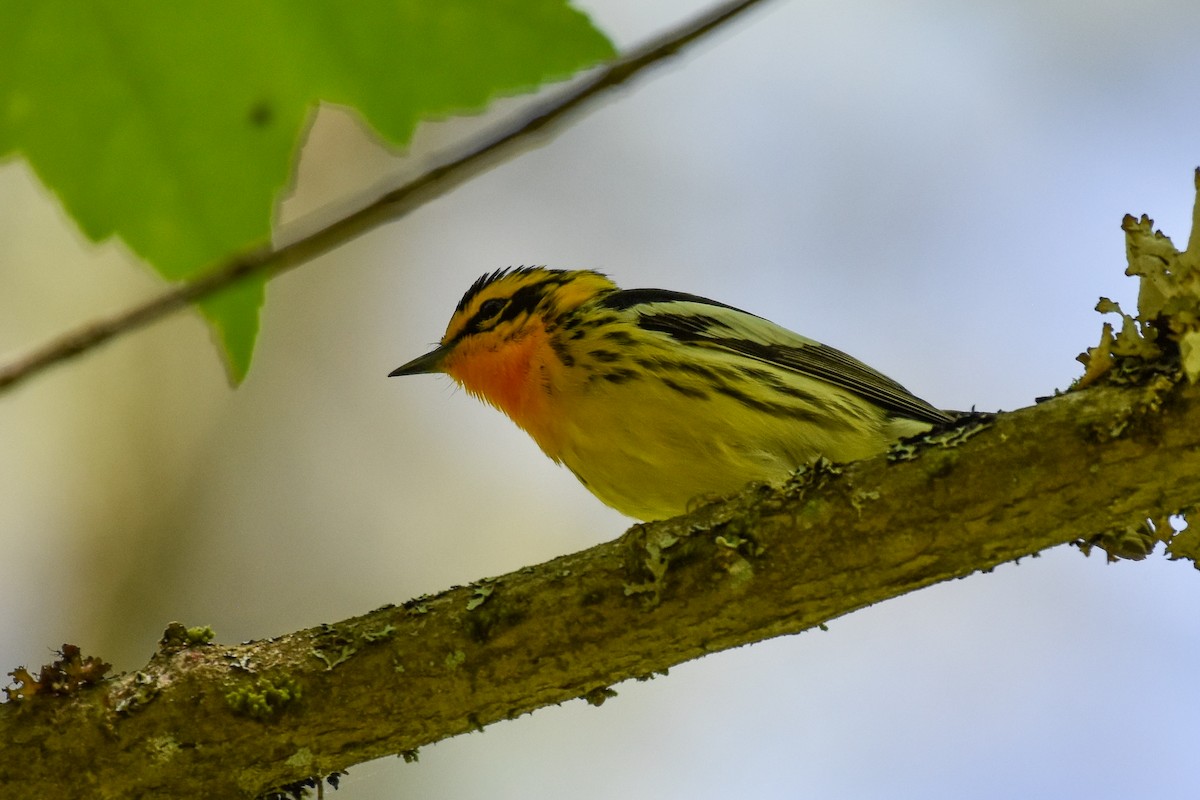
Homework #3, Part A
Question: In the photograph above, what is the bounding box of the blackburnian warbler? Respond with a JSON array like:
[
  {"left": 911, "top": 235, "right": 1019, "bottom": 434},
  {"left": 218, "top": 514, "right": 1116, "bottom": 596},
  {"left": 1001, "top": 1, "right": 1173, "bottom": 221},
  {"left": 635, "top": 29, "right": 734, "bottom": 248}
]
[{"left": 391, "top": 268, "right": 950, "bottom": 521}]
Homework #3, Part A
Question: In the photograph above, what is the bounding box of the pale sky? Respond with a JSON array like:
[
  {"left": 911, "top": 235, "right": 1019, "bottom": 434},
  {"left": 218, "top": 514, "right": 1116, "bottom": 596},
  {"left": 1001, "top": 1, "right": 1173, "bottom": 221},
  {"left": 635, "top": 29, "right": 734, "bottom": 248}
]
[{"left": 1, "top": 2, "right": 1198, "bottom": 798}]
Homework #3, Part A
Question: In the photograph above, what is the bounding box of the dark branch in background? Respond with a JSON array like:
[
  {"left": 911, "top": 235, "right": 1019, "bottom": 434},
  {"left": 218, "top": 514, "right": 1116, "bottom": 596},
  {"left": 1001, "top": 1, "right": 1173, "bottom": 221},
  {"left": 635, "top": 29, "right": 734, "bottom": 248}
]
[
  {"left": 0, "top": 0, "right": 769, "bottom": 393},
  {"left": 2, "top": 379, "right": 1198, "bottom": 798}
]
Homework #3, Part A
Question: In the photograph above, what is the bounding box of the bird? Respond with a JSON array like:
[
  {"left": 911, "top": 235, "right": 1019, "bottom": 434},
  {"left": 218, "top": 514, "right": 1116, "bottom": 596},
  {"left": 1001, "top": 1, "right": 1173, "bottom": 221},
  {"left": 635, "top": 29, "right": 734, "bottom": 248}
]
[{"left": 390, "top": 267, "right": 951, "bottom": 521}]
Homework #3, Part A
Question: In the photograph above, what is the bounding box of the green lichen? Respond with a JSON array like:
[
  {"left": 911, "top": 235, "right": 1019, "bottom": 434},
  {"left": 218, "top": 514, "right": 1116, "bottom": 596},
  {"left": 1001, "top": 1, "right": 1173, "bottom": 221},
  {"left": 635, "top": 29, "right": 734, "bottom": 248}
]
[
  {"left": 1078, "top": 177, "right": 1200, "bottom": 388},
  {"left": 311, "top": 622, "right": 363, "bottom": 670},
  {"left": 713, "top": 530, "right": 763, "bottom": 590},
  {"left": 582, "top": 686, "right": 618, "bottom": 707},
  {"left": 444, "top": 650, "right": 466, "bottom": 670},
  {"left": 889, "top": 412, "right": 993, "bottom": 462},
  {"left": 113, "top": 670, "right": 160, "bottom": 714},
  {"left": 184, "top": 625, "right": 216, "bottom": 645},
  {"left": 850, "top": 489, "right": 880, "bottom": 516},
  {"left": 1079, "top": 518, "right": 1167, "bottom": 562},
  {"left": 1082, "top": 372, "right": 1177, "bottom": 444},
  {"left": 311, "top": 644, "right": 355, "bottom": 671},
  {"left": 1166, "top": 512, "right": 1199, "bottom": 566},
  {"left": 715, "top": 548, "right": 754, "bottom": 588},
  {"left": 623, "top": 528, "right": 680, "bottom": 604},
  {"left": 783, "top": 456, "right": 842, "bottom": 491},
  {"left": 466, "top": 582, "right": 494, "bottom": 611},
  {"left": 403, "top": 595, "right": 433, "bottom": 615},
  {"left": 158, "top": 621, "right": 215, "bottom": 652},
  {"left": 361, "top": 624, "right": 396, "bottom": 643},
  {"left": 225, "top": 675, "right": 301, "bottom": 720}
]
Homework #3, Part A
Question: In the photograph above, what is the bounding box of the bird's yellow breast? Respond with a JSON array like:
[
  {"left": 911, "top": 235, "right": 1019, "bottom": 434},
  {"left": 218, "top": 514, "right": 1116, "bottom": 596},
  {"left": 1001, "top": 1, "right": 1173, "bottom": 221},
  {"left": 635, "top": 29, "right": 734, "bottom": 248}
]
[{"left": 550, "top": 366, "right": 896, "bottom": 520}]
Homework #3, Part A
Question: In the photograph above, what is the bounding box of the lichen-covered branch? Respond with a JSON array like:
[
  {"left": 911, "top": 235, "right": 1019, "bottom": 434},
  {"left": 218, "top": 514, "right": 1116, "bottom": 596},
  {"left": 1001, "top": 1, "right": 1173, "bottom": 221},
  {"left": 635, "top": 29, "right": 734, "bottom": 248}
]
[{"left": 2, "top": 375, "right": 1198, "bottom": 798}]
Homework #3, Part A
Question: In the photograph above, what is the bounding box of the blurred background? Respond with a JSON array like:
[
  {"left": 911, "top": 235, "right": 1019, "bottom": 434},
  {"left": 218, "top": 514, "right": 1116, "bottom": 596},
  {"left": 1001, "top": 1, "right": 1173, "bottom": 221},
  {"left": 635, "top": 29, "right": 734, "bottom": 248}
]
[{"left": 2, "top": 0, "right": 1199, "bottom": 797}]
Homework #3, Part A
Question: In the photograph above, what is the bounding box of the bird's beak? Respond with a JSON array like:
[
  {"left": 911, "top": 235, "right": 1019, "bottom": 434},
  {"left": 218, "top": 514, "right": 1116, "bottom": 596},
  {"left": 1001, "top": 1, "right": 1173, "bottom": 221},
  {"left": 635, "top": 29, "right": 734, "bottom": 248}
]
[{"left": 388, "top": 342, "right": 454, "bottom": 377}]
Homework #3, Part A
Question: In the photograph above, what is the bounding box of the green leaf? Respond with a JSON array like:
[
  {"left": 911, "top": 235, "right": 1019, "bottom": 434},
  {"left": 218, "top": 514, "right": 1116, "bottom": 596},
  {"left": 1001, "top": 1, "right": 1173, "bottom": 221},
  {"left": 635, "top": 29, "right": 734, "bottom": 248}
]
[{"left": 0, "top": 0, "right": 614, "bottom": 381}]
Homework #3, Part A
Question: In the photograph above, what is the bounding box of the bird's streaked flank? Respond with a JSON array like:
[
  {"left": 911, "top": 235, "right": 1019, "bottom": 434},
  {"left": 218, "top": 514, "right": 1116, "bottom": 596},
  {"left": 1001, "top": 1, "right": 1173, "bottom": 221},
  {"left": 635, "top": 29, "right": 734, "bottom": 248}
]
[{"left": 391, "top": 268, "right": 950, "bottom": 521}]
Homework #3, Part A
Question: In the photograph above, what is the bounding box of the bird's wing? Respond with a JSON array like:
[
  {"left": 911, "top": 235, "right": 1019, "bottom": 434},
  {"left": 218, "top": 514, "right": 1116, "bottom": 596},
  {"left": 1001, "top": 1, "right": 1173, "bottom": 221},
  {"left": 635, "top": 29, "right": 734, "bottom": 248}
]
[{"left": 603, "top": 288, "right": 951, "bottom": 425}]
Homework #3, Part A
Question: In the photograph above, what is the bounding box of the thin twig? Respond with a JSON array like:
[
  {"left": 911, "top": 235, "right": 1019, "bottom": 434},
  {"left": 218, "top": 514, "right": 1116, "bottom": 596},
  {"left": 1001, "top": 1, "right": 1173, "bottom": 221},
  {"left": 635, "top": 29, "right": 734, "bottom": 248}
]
[{"left": 0, "top": 0, "right": 769, "bottom": 393}]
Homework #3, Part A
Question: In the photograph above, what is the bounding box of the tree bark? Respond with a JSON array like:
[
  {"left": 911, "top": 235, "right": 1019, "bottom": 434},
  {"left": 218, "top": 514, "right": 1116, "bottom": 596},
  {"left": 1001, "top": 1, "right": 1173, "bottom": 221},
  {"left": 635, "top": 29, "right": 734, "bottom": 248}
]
[{"left": 2, "top": 376, "right": 1195, "bottom": 799}]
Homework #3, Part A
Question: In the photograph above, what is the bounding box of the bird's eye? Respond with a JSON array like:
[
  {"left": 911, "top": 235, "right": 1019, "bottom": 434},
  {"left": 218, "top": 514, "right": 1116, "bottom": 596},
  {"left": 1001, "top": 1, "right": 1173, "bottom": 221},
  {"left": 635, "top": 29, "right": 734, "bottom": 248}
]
[{"left": 478, "top": 297, "right": 506, "bottom": 321}]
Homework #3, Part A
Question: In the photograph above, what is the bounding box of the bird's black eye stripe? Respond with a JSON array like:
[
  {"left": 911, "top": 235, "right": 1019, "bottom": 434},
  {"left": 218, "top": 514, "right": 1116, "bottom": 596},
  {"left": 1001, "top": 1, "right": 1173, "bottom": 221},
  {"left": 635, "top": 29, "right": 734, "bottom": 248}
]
[
  {"left": 460, "top": 297, "right": 507, "bottom": 336},
  {"left": 478, "top": 297, "right": 506, "bottom": 320},
  {"left": 462, "top": 280, "right": 557, "bottom": 337}
]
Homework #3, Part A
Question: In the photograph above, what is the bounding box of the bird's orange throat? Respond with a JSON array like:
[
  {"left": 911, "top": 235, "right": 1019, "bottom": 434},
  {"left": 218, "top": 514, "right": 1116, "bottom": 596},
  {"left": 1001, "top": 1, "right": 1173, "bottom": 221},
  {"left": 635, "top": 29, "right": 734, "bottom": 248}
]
[{"left": 444, "top": 324, "right": 564, "bottom": 455}]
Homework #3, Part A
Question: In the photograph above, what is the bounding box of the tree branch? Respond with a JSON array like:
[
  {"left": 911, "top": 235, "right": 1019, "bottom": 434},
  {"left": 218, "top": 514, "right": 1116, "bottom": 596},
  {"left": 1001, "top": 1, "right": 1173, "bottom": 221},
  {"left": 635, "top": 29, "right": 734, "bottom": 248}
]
[
  {"left": 3, "top": 378, "right": 1196, "bottom": 798},
  {"left": 0, "top": 0, "right": 770, "bottom": 394}
]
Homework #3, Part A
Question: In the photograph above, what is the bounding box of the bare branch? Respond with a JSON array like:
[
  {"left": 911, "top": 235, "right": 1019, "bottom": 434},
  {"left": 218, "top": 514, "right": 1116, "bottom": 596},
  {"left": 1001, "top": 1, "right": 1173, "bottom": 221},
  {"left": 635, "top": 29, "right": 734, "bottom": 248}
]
[
  {"left": 2, "top": 379, "right": 1195, "bottom": 798},
  {"left": 0, "top": 0, "right": 769, "bottom": 393}
]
